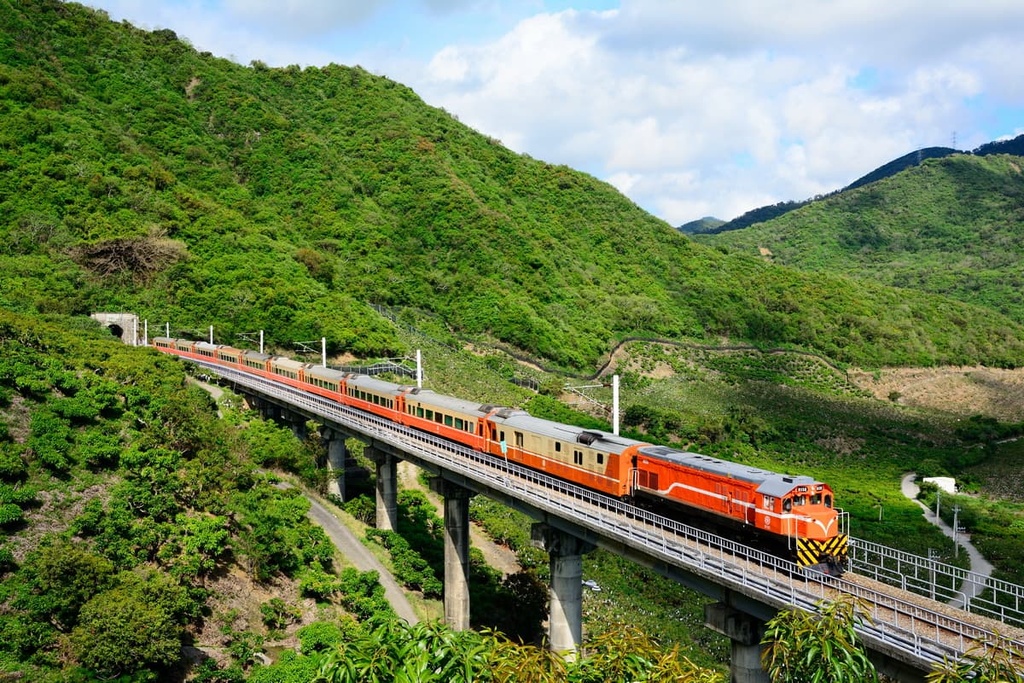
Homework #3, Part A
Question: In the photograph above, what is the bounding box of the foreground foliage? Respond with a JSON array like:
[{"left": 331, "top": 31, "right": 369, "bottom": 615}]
[
  {"left": 299, "top": 619, "right": 726, "bottom": 683},
  {"left": 762, "top": 597, "right": 877, "bottom": 683}
]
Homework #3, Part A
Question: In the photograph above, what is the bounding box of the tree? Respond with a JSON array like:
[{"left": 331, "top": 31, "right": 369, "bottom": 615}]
[
  {"left": 69, "top": 568, "right": 192, "bottom": 678},
  {"left": 17, "top": 539, "right": 114, "bottom": 630},
  {"left": 761, "top": 596, "right": 878, "bottom": 683}
]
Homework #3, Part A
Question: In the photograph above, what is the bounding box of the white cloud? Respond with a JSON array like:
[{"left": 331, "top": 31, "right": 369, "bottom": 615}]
[{"left": 407, "top": 2, "right": 1024, "bottom": 224}]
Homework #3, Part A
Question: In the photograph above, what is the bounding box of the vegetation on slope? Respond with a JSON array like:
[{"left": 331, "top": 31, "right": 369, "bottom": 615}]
[
  {"left": 2, "top": 0, "right": 1024, "bottom": 371},
  {"left": 0, "top": 309, "right": 385, "bottom": 680},
  {"left": 697, "top": 153, "right": 1024, "bottom": 325}
]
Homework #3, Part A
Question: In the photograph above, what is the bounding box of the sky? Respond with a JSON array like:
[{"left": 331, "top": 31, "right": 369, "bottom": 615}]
[{"left": 83, "top": 0, "right": 1024, "bottom": 226}]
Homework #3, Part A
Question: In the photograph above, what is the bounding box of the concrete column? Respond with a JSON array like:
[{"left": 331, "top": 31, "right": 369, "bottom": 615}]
[
  {"left": 430, "top": 478, "right": 473, "bottom": 631},
  {"left": 531, "top": 524, "right": 596, "bottom": 659},
  {"left": 261, "top": 400, "right": 281, "bottom": 423},
  {"left": 704, "top": 603, "right": 770, "bottom": 683},
  {"left": 319, "top": 427, "right": 347, "bottom": 500},
  {"left": 369, "top": 448, "right": 398, "bottom": 532},
  {"left": 286, "top": 412, "right": 307, "bottom": 441}
]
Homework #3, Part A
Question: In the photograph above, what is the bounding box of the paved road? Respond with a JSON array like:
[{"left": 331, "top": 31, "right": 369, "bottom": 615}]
[{"left": 901, "top": 472, "right": 994, "bottom": 608}]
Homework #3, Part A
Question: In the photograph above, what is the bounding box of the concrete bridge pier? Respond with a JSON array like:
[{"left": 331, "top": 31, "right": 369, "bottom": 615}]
[
  {"left": 430, "top": 478, "right": 474, "bottom": 631},
  {"left": 283, "top": 410, "right": 308, "bottom": 442},
  {"left": 319, "top": 427, "right": 347, "bottom": 500},
  {"left": 705, "top": 603, "right": 770, "bottom": 683},
  {"left": 257, "top": 398, "right": 280, "bottom": 423},
  {"left": 368, "top": 447, "right": 398, "bottom": 532},
  {"left": 531, "top": 524, "right": 596, "bottom": 659}
]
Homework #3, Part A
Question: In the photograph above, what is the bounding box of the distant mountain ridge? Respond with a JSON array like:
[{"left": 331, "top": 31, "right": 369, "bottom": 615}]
[
  {"left": 684, "top": 134, "right": 1024, "bottom": 234},
  {"left": 695, "top": 151, "right": 1024, "bottom": 327}
]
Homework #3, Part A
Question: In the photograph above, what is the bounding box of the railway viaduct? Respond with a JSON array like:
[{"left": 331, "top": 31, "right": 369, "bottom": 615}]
[{"left": 168, "top": 352, "right": 1023, "bottom": 683}]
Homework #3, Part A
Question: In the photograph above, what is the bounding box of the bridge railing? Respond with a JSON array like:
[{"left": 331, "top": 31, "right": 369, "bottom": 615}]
[
  {"left": 194, "top": 359, "right": 1024, "bottom": 668},
  {"left": 850, "top": 536, "right": 1024, "bottom": 628}
]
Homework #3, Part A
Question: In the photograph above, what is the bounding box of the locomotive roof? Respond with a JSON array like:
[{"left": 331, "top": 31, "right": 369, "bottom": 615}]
[
  {"left": 637, "top": 445, "right": 821, "bottom": 497},
  {"left": 494, "top": 412, "right": 647, "bottom": 454}
]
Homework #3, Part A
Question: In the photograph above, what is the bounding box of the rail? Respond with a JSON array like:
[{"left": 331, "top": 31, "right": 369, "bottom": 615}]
[{"left": 192, "top": 359, "right": 1024, "bottom": 671}]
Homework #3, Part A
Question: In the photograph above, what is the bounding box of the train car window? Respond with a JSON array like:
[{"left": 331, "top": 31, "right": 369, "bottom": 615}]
[
  {"left": 573, "top": 450, "right": 583, "bottom": 465},
  {"left": 783, "top": 498, "right": 792, "bottom": 512},
  {"left": 555, "top": 442, "right": 562, "bottom": 453},
  {"left": 515, "top": 432, "right": 524, "bottom": 448},
  {"left": 499, "top": 431, "right": 505, "bottom": 442},
  {"left": 444, "top": 415, "right": 453, "bottom": 427},
  {"left": 435, "top": 412, "right": 443, "bottom": 424},
  {"left": 596, "top": 453, "right": 604, "bottom": 465},
  {"left": 425, "top": 410, "right": 433, "bottom": 421},
  {"left": 466, "top": 422, "right": 474, "bottom": 433},
  {"left": 417, "top": 407, "right": 424, "bottom": 418},
  {"left": 455, "top": 418, "right": 464, "bottom": 430}
]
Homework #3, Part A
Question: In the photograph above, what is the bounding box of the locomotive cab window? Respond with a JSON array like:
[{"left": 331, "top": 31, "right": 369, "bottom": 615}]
[
  {"left": 810, "top": 493, "right": 822, "bottom": 505},
  {"left": 793, "top": 495, "right": 806, "bottom": 507},
  {"left": 783, "top": 498, "right": 792, "bottom": 512},
  {"left": 825, "top": 494, "right": 832, "bottom": 508}
]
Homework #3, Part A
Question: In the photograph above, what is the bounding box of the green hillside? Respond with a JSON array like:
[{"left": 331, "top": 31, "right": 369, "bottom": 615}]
[
  {"left": 3, "top": 0, "right": 1024, "bottom": 370},
  {"left": 696, "top": 154, "right": 1024, "bottom": 325}
]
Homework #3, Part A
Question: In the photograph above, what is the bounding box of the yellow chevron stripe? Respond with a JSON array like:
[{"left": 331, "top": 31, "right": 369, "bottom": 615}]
[{"left": 796, "top": 536, "right": 848, "bottom": 566}]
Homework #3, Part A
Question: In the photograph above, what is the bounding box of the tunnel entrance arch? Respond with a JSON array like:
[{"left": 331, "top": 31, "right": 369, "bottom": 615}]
[{"left": 90, "top": 313, "right": 139, "bottom": 345}]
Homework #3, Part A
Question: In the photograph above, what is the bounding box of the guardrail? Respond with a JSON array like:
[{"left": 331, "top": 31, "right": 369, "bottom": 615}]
[
  {"left": 850, "top": 536, "right": 1024, "bottom": 627},
  {"left": 195, "top": 359, "right": 1024, "bottom": 670}
]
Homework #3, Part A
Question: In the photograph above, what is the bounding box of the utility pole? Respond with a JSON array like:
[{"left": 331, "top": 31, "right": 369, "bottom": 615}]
[{"left": 953, "top": 505, "right": 961, "bottom": 558}]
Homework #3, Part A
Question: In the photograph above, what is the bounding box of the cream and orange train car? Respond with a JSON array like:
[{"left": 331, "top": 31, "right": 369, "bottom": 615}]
[{"left": 152, "top": 338, "right": 847, "bottom": 572}]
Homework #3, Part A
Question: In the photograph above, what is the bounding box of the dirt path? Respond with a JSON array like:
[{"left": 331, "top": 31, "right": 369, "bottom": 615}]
[
  {"left": 901, "top": 473, "right": 994, "bottom": 608},
  {"left": 303, "top": 491, "right": 421, "bottom": 625},
  {"left": 192, "top": 380, "right": 422, "bottom": 623}
]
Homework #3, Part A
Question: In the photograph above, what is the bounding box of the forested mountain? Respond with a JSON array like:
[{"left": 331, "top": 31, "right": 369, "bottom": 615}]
[
  {"left": 3, "top": 0, "right": 1024, "bottom": 370},
  {"left": 696, "top": 153, "right": 1024, "bottom": 326},
  {"left": 694, "top": 136, "right": 1023, "bottom": 235}
]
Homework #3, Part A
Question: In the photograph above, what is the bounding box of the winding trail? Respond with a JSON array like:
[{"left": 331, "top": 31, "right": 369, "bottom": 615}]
[
  {"left": 193, "top": 378, "right": 421, "bottom": 624},
  {"left": 901, "top": 472, "right": 994, "bottom": 609},
  {"left": 303, "top": 493, "right": 421, "bottom": 626}
]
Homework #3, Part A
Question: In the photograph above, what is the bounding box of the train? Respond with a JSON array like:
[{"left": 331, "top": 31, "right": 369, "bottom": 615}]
[{"left": 152, "top": 337, "right": 849, "bottom": 573}]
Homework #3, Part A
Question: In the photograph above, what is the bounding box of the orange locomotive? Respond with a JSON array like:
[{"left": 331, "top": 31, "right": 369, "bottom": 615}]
[{"left": 153, "top": 338, "right": 848, "bottom": 573}]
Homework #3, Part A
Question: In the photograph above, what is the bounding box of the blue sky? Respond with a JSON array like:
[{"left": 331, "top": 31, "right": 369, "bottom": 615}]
[{"left": 84, "top": 0, "right": 1024, "bottom": 225}]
